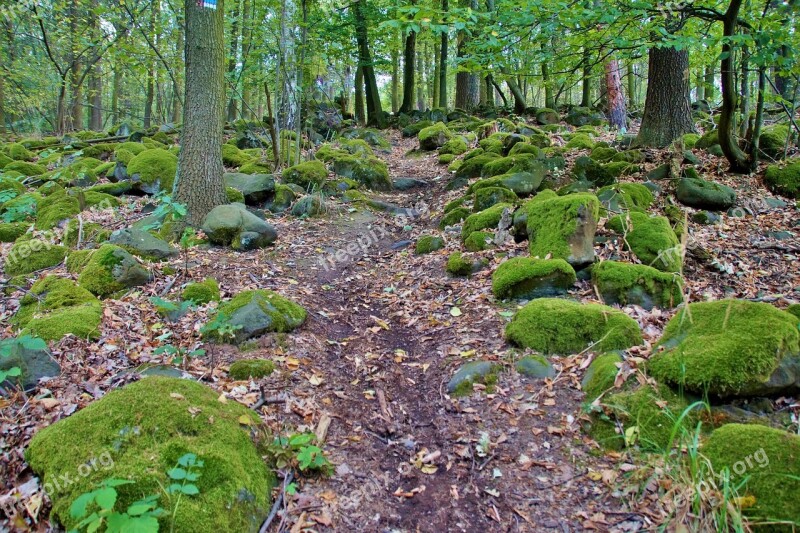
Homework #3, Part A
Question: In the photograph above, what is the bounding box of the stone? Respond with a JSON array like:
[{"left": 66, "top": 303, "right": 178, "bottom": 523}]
[
  {"left": 206, "top": 290, "right": 307, "bottom": 343},
  {"left": 571, "top": 156, "right": 614, "bottom": 186},
  {"left": 418, "top": 122, "right": 453, "bottom": 151},
  {"left": 516, "top": 355, "right": 555, "bottom": 378},
  {"left": 524, "top": 190, "right": 599, "bottom": 267},
  {"left": 290, "top": 195, "right": 326, "bottom": 218},
  {"left": 108, "top": 228, "right": 178, "bottom": 260},
  {"left": 592, "top": 261, "right": 683, "bottom": 310},
  {"left": 447, "top": 361, "right": 497, "bottom": 394},
  {"left": 606, "top": 212, "right": 682, "bottom": 273},
  {"left": 492, "top": 257, "right": 576, "bottom": 300},
  {"left": 78, "top": 244, "right": 152, "bottom": 298},
  {"left": 392, "top": 177, "right": 427, "bottom": 190},
  {"left": 676, "top": 177, "right": 736, "bottom": 210},
  {"left": 224, "top": 173, "right": 276, "bottom": 204},
  {"left": 0, "top": 336, "right": 61, "bottom": 392},
  {"left": 201, "top": 203, "right": 277, "bottom": 249}
]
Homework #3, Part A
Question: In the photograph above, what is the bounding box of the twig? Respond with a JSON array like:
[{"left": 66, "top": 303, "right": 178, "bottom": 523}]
[{"left": 259, "top": 471, "right": 294, "bottom": 533}]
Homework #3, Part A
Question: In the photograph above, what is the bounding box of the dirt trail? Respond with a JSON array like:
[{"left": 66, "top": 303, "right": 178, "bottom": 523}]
[{"left": 256, "top": 133, "right": 638, "bottom": 532}]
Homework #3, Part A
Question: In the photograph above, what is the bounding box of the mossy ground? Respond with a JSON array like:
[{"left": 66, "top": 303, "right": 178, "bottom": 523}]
[
  {"left": 505, "top": 298, "right": 642, "bottom": 354},
  {"left": 648, "top": 300, "right": 800, "bottom": 397},
  {"left": 229, "top": 359, "right": 275, "bottom": 380},
  {"left": 25, "top": 377, "right": 275, "bottom": 533}
]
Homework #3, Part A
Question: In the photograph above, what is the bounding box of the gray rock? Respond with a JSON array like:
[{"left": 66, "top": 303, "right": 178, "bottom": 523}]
[
  {"left": 224, "top": 173, "right": 276, "bottom": 204},
  {"left": 690, "top": 210, "right": 722, "bottom": 225},
  {"left": 0, "top": 339, "right": 60, "bottom": 392},
  {"left": 201, "top": 203, "right": 277, "bottom": 249},
  {"left": 516, "top": 356, "right": 555, "bottom": 378},
  {"left": 498, "top": 169, "right": 546, "bottom": 197},
  {"left": 291, "top": 195, "right": 326, "bottom": 217},
  {"left": 447, "top": 361, "right": 496, "bottom": 394},
  {"left": 108, "top": 228, "right": 178, "bottom": 260},
  {"left": 111, "top": 248, "right": 153, "bottom": 288},
  {"left": 676, "top": 177, "right": 737, "bottom": 210},
  {"left": 393, "top": 177, "right": 428, "bottom": 190}
]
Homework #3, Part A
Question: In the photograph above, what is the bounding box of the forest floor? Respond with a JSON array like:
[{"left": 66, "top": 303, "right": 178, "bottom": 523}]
[{"left": 2, "top": 130, "right": 799, "bottom": 532}]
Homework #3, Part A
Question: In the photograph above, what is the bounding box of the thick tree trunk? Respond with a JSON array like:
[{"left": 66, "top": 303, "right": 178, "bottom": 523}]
[
  {"left": 416, "top": 42, "right": 425, "bottom": 110},
  {"left": 604, "top": 58, "right": 627, "bottom": 129},
  {"left": 399, "top": 26, "right": 416, "bottom": 113},
  {"left": 278, "top": 0, "right": 298, "bottom": 131},
  {"left": 432, "top": 43, "right": 440, "bottom": 107},
  {"left": 391, "top": 46, "right": 399, "bottom": 113},
  {"left": 504, "top": 73, "right": 526, "bottom": 114},
  {"left": 89, "top": 65, "right": 102, "bottom": 130},
  {"left": 581, "top": 49, "right": 592, "bottom": 107},
  {"left": 718, "top": 0, "right": 752, "bottom": 173},
  {"left": 704, "top": 65, "right": 715, "bottom": 103},
  {"left": 174, "top": 0, "right": 228, "bottom": 226},
  {"left": 173, "top": 23, "right": 184, "bottom": 123},
  {"left": 226, "top": 0, "right": 241, "bottom": 122},
  {"left": 438, "top": 0, "right": 448, "bottom": 109},
  {"left": 634, "top": 46, "right": 694, "bottom": 147},
  {"left": 353, "top": 0, "right": 386, "bottom": 128},
  {"left": 354, "top": 65, "right": 365, "bottom": 125}
]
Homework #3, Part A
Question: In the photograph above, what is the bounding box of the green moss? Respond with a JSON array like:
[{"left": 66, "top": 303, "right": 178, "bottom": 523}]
[
  {"left": 788, "top": 304, "right": 800, "bottom": 320},
  {"left": 464, "top": 231, "right": 492, "bottom": 252},
  {"left": 759, "top": 124, "right": 791, "bottom": 160},
  {"left": 592, "top": 261, "right": 683, "bottom": 309},
  {"left": 611, "top": 150, "right": 645, "bottom": 164},
  {"left": 695, "top": 129, "right": 719, "bottom": 150},
  {"left": 229, "top": 359, "right": 275, "bottom": 380},
  {"left": 12, "top": 275, "right": 102, "bottom": 341},
  {"left": 0, "top": 222, "right": 28, "bottom": 242},
  {"left": 525, "top": 190, "right": 600, "bottom": 263},
  {"left": 225, "top": 186, "right": 245, "bottom": 203},
  {"left": 282, "top": 160, "right": 328, "bottom": 189},
  {"left": 508, "top": 143, "right": 542, "bottom": 157},
  {"left": 764, "top": 159, "right": 800, "bottom": 199},
  {"left": 418, "top": 122, "right": 454, "bottom": 151},
  {"left": 454, "top": 152, "right": 501, "bottom": 179},
  {"left": 565, "top": 133, "right": 595, "bottom": 150},
  {"left": 438, "top": 153, "right": 456, "bottom": 165},
  {"left": 473, "top": 186, "right": 518, "bottom": 212},
  {"left": 440, "top": 206, "right": 470, "bottom": 228},
  {"left": 402, "top": 120, "right": 433, "bottom": 138},
  {"left": 461, "top": 203, "right": 513, "bottom": 240},
  {"left": 63, "top": 218, "right": 109, "bottom": 248},
  {"left": 446, "top": 252, "right": 472, "bottom": 276},
  {"left": 25, "top": 377, "right": 275, "bottom": 533},
  {"left": 183, "top": 278, "right": 221, "bottom": 304},
  {"left": 606, "top": 212, "right": 682, "bottom": 273},
  {"left": 492, "top": 257, "right": 576, "bottom": 300},
  {"left": 596, "top": 183, "right": 653, "bottom": 216},
  {"left": 4, "top": 142, "right": 35, "bottom": 161},
  {"left": 77, "top": 244, "right": 149, "bottom": 298},
  {"left": 219, "top": 144, "right": 252, "bottom": 168},
  {"left": 0, "top": 175, "right": 25, "bottom": 195},
  {"left": 126, "top": 149, "right": 178, "bottom": 192},
  {"left": 239, "top": 161, "right": 273, "bottom": 174},
  {"left": 211, "top": 290, "right": 307, "bottom": 337},
  {"left": 331, "top": 155, "right": 391, "bottom": 191},
  {"left": 114, "top": 148, "right": 135, "bottom": 166},
  {"left": 35, "top": 191, "right": 80, "bottom": 230},
  {"left": 444, "top": 197, "right": 467, "bottom": 213},
  {"left": 682, "top": 133, "right": 701, "bottom": 149},
  {"left": 4, "top": 239, "right": 66, "bottom": 275},
  {"left": 648, "top": 300, "right": 800, "bottom": 397},
  {"left": 536, "top": 108, "right": 560, "bottom": 125},
  {"left": 4, "top": 161, "right": 47, "bottom": 176},
  {"left": 415, "top": 235, "right": 445, "bottom": 255},
  {"left": 505, "top": 298, "right": 642, "bottom": 354},
  {"left": 603, "top": 162, "right": 640, "bottom": 179},
  {"left": 85, "top": 182, "right": 133, "bottom": 196},
  {"left": 66, "top": 249, "right": 94, "bottom": 273},
  {"left": 590, "top": 146, "right": 618, "bottom": 162},
  {"left": 439, "top": 136, "right": 468, "bottom": 155},
  {"left": 482, "top": 154, "right": 542, "bottom": 179},
  {"left": 115, "top": 141, "right": 148, "bottom": 155},
  {"left": 581, "top": 352, "right": 622, "bottom": 402},
  {"left": 0, "top": 152, "right": 13, "bottom": 168}
]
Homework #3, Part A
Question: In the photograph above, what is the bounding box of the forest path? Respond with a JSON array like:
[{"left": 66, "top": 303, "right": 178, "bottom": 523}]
[{"left": 255, "top": 133, "right": 641, "bottom": 532}]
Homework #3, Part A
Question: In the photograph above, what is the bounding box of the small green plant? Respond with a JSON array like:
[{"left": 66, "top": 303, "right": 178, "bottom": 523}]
[
  {"left": 0, "top": 334, "right": 46, "bottom": 384},
  {"left": 1, "top": 193, "right": 36, "bottom": 223},
  {"left": 163, "top": 453, "right": 203, "bottom": 533},
  {"left": 199, "top": 312, "right": 242, "bottom": 343},
  {"left": 149, "top": 296, "right": 195, "bottom": 322},
  {"left": 153, "top": 343, "right": 206, "bottom": 368},
  {"left": 267, "top": 432, "right": 332, "bottom": 475},
  {"left": 68, "top": 479, "right": 165, "bottom": 533},
  {"left": 140, "top": 193, "right": 187, "bottom": 232}
]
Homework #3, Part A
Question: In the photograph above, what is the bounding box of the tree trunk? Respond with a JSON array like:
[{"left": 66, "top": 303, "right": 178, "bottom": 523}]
[
  {"left": 704, "top": 64, "right": 715, "bottom": 103},
  {"left": 504, "top": 73, "right": 526, "bottom": 114},
  {"left": 226, "top": 0, "right": 241, "bottom": 122},
  {"left": 634, "top": 46, "right": 694, "bottom": 147},
  {"left": 718, "top": 0, "right": 751, "bottom": 173},
  {"left": 174, "top": 0, "right": 228, "bottom": 226},
  {"left": 416, "top": 42, "right": 425, "bottom": 110},
  {"left": 432, "top": 42, "right": 440, "bottom": 108},
  {"left": 438, "top": 0, "right": 448, "bottom": 109},
  {"left": 89, "top": 65, "right": 102, "bottom": 130},
  {"left": 278, "top": 0, "right": 298, "bottom": 131},
  {"left": 581, "top": 48, "right": 592, "bottom": 107},
  {"left": 541, "top": 42, "right": 555, "bottom": 109},
  {"left": 354, "top": 65, "right": 365, "bottom": 125},
  {"left": 604, "top": 58, "right": 626, "bottom": 129},
  {"left": 173, "top": 22, "right": 184, "bottom": 123},
  {"left": 240, "top": 0, "right": 252, "bottom": 119},
  {"left": 353, "top": 0, "right": 386, "bottom": 128},
  {"left": 696, "top": 68, "right": 705, "bottom": 101},
  {"left": 399, "top": 24, "right": 416, "bottom": 113},
  {"left": 143, "top": 2, "right": 158, "bottom": 129},
  {"left": 391, "top": 45, "right": 399, "bottom": 113}
]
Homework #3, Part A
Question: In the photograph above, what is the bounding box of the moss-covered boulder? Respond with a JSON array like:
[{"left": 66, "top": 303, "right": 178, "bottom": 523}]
[
  {"left": 0, "top": 222, "right": 28, "bottom": 242},
  {"left": 596, "top": 183, "right": 653, "bottom": 215},
  {"left": 505, "top": 298, "right": 642, "bottom": 354},
  {"left": 565, "top": 134, "right": 595, "bottom": 151},
  {"left": 701, "top": 424, "right": 800, "bottom": 526},
  {"left": 525, "top": 190, "right": 599, "bottom": 266},
  {"left": 0, "top": 175, "right": 25, "bottom": 196},
  {"left": 446, "top": 361, "right": 498, "bottom": 395},
  {"left": 676, "top": 177, "right": 736, "bottom": 210},
  {"left": 606, "top": 212, "right": 681, "bottom": 273},
  {"left": 77, "top": 244, "right": 153, "bottom": 298},
  {"left": 25, "top": 377, "right": 275, "bottom": 532},
  {"left": 221, "top": 143, "right": 252, "bottom": 168},
  {"left": 464, "top": 231, "right": 493, "bottom": 252},
  {"left": 461, "top": 203, "right": 513, "bottom": 240},
  {"left": 224, "top": 173, "right": 276, "bottom": 204},
  {"left": 454, "top": 152, "right": 501, "bottom": 180},
  {"left": 492, "top": 257, "right": 575, "bottom": 300},
  {"left": 5, "top": 160, "right": 47, "bottom": 177},
  {"left": 571, "top": 156, "right": 614, "bottom": 186},
  {"left": 331, "top": 155, "right": 392, "bottom": 191},
  {"left": 440, "top": 206, "right": 470, "bottom": 229},
  {"left": 418, "top": 122, "right": 453, "bottom": 151},
  {"left": 439, "top": 136, "right": 468, "bottom": 156},
  {"left": 182, "top": 278, "right": 221, "bottom": 304},
  {"left": 290, "top": 194, "right": 326, "bottom": 217},
  {"left": 473, "top": 186, "right": 518, "bottom": 212},
  {"left": 592, "top": 261, "right": 683, "bottom": 310},
  {"left": 581, "top": 352, "right": 622, "bottom": 402},
  {"left": 763, "top": 159, "right": 800, "bottom": 199},
  {"left": 759, "top": 124, "right": 791, "bottom": 160},
  {"left": 0, "top": 335, "right": 61, "bottom": 391},
  {"left": 207, "top": 289, "right": 306, "bottom": 343},
  {"left": 565, "top": 106, "right": 604, "bottom": 127},
  {"left": 282, "top": 161, "right": 327, "bottom": 190},
  {"left": 415, "top": 235, "right": 445, "bottom": 255},
  {"left": 126, "top": 148, "right": 178, "bottom": 194},
  {"left": 4, "top": 238, "right": 66, "bottom": 275},
  {"left": 63, "top": 219, "right": 110, "bottom": 248},
  {"left": 229, "top": 358, "right": 275, "bottom": 380},
  {"left": 108, "top": 227, "right": 178, "bottom": 260},
  {"left": 536, "top": 108, "right": 559, "bottom": 125},
  {"left": 648, "top": 300, "right": 800, "bottom": 398},
  {"left": 481, "top": 154, "right": 543, "bottom": 179},
  {"left": 11, "top": 276, "right": 102, "bottom": 341},
  {"left": 446, "top": 252, "right": 473, "bottom": 277},
  {"left": 266, "top": 184, "right": 296, "bottom": 213},
  {"left": 201, "top": 204, "right": 278, "bottom": 249},
  {"left": 516, "top": 355, "right": 555, "bottom": 378},
  {"left": 694, "top": 129, "right": 719, "bottom": 151}
]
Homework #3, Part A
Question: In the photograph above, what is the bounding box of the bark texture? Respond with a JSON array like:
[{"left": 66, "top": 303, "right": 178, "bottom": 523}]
[{"left": 604, "top": 58, "right": 627, "bottom": 130}]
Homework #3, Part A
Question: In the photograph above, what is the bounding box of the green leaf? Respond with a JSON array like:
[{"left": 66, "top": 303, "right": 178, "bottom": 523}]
[
  {"left": 94, "top": 487, "right": 118, "bottom": 511},
  {"left": 178, "top": 453, "right": 197, "bottom": 467},
  {"left": 180, "top": 484, "right": 199, "bottom": 496},
  {"left": 167, "top": 467, "right": 187, "bottom": 480},
  {"left": 288, "top": 433, "right": 313, "bottom": 447},
  {"left": 70, "top": 492, "right": 96, "bottom": 519}
]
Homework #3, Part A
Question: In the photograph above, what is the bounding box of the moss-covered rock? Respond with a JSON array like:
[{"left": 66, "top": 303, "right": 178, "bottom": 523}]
[
  {"left": 505, "top": 298, "right": 642, "bottom": 354},
  {"left": 34, "top": 191, "right": 80, "bottom": 230},
  {"left": 763, "top": 159, "right": 800, "bottom": 199},
  {"left": 221, "top": 143, "right": 252, "bottom": 168},
  {"left": 469, "top": 170, "right": 546, "bottom": 198},
  {"left": 229, "top": 358, "right": 275, "bottom": 380},
  {"left": 5, "top": 238, "right": 66, "bottom": 275},
  {"left": 224, "top": 173, "right": 276, "bottom": 204},
  {"left": 446, "top": 252, "right": 473, "bottom": 276},
  {"left": 331, "top": 155, "right": 392, "bottom": 191},
  {"left": 565, "top": 107, "right": 604, "bottom": 127},
  {"left": 515, "top": 355, "right": 555, "bottom": 378},
  {"left": 525, "top": 190, "right": 599, "bottom": 266},
  {"left": 694, "top": 129, "right": 719, "bottom": 151},
  {"left": 648, "top": 300, "right": 800, "bottom": 397},
  {"left": 606, "top": 212, "right": 682, "bottom": 273},
  {"left": 418, "top": 122, "right": 453, "bottom": 151},
  {"left": 464, "top": 231, "right": 492, "bottom": 252},
  {"left": 581, "top": 352, "right": 622, "bottom": 402},
  {"left": 682, "top": 133, "right": 701, "bottom": 149},
  {"left": 239, "top": 161, "right": 273, "bottom": 174},
  {"left": 290, "top": 194, "right": 326, "bottom": 217},
  {"left": 461, "top": 203, "right": 513, "bottom": 240},
  {"left": 454, "top": 152, "right": 501, "bottom": 180},
  {"left": 182, "top": 278, "right": 221, "bottom": 304},
  {"left": 439, "top": 136, "right": 468, "bottom": 156},
  {"left": 126, "top": 148, "right": 178, "bottom": 194},
  {"left": 676, "top": 177, "right": 736, "bottom": 210},
  {"left": 482, "top": 154, "right": 543, "bottom": 179},
  {"left": 492, "top": 257, "right": 575, "bottom": 300},
  {"left": 565, "top": 134, "right": 595, "bottom": 151},
  {"left": 701, "top": 424, "right": 800, "bottom": 526},
  {"left": 401, "top": 120, "right": 433, "bottom": 138},
  {"left": 447, "top": 361, "right": 499, "bottom": 395},
  {"left": 4, "top": 160, "right": 47, "bottom": 176},
  {"left": 108, "top": 227, "right": 178, "bottom": 260},
  {"left": 3, "top": 142, "right": 35, "bottom": 161},
  {"left": 207, "top": 289, "right": 306, "bottom": 343},
  {"left": 63, "top": 218, "right": 110, "bottom": 248},
  {"left": 590, "top": 146, "right": 618, "bottom": 163},
  {"left": 0, "top": 222, "right": 28, "bottom": 242},
  {"left": 473, "top": 186, "right": 518, "bottom": 212},
  {"left": 788, "top": 304, "right": 800, "bottom": 320},
  {"left": 571, "top": 156, "right": 614, "bottom": 186},
  {"left": 282, "top": 160, "right": 327, "bottom": 190},
  {"left": 415, "top": 235, "right": 445, "bottom": 255},
  {"left": 759, "top": 124, "right": 791, "bottom": 160},
  {"left": 0, "top": 175, "right": 25, "bottom": 196},
  {"left": 440, "top": 206, "right": 471, "bottom": 229},
  {"left": 266, "top": 185, "right": 296, "bottom": 213},
  {"left": 201, "top": 204, "right": 278, "bottom": 249},
  {"left": 11, "top": 276, "right": 102, "bottom": 341},
  {"left": 536, "top": 108, "right": 560, "bottom": 125},
  {"left": 25, "top": 377, "right": 275, "bottom": 533},
  {"left": 597, "top": 183, "right": 653, "bottom": 215},
  {"left": 77, "top": 244, "right": 152, "bottom": 298},
  {"left": 592, "top": 261, "right": 683, "bottom": 310}
]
